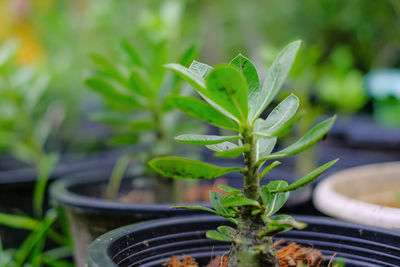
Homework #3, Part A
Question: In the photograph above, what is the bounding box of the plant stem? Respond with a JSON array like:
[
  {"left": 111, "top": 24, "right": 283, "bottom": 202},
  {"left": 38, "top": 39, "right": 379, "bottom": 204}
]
[{"left": 228, "top": 125, "right": 279, "bottom": 267}]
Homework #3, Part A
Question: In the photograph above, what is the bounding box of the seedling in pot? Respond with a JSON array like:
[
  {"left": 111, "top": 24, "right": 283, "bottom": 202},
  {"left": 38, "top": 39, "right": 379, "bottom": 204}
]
[{"left": 149, "top": 40, "right": 338, "bottom": 266}]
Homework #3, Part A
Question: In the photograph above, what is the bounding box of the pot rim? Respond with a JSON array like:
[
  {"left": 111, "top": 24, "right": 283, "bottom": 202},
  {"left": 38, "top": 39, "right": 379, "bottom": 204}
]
[
  {"left": 314, "top": 161, "right": 400, "bottom": 230},
  {"left": 87, "top": 214, "right": 400, "bottom": 267},
  {"left": 49, "top": 170, "right": 209, "bottom": 215}
]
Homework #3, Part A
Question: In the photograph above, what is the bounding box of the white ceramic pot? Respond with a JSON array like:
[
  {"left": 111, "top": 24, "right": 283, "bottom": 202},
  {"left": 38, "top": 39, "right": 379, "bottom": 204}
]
[{"left": 313, "top": 161, "right": 400, "bottom": 231}]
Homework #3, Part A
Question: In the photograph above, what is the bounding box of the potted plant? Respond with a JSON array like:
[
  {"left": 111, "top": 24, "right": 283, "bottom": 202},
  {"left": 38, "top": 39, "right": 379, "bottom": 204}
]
[
  {"left": 87, "top": 40, "right": 400, "bottom": 266},
  {"left": 314, "top": 161, "right": 400, "bottom": 231},
  {"left": 49, "top": 2, "right": 223, "bottom": 266}
]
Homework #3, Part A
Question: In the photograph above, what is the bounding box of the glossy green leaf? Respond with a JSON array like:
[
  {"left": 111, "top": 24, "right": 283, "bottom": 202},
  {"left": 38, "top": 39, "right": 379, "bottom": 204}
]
[
  {"left": 206, "top": 141, "right": 238, "bottom": 152},
  {"left": 215, "top": 144, "right": 250, "bottom": 158},
  {"left": 85, "top": 78, "right": 143, "bottom": 108},
  {"left": 206, "top": 65, "right": 248, "bottom": 122},
  {"left": 256, "top": 137, "right": 277, "bottom": 161},
  {"left": 172, "top": 205, "right": 217, "bottom": 215},
  {"left": 272, "top": 215, "right": 307, "bottom": 230},
  {"left": 179, "top": 44, "right": 199, "bottom": 67},
  {"left": 256, "top": 94, "right": 299, "bottom": 137},
  {"left": 262, "top": 181, "right": 289, "bottom": 216},
  {"left": 218, "top": 184, "right": 241, "bottom": 193},
  {"left": 206, "top": 230, "right": 232, "bottom": 242},
  {"left": 222, "top": 196, "right": 260, "bottom": 208},
  {"left": 165, "top": 63, "right": 207, "bottom": 94},
  {"left": 120, "top": 40, "right": 143, "bottom": 67},
  {"left": 148, "top": 156, "right": 243, "bottom": 180},
  {"left": 258, "top": 116, "right": 336, "bottom": 162},
  {"left": 230, "top": 54, "right": 260, "bottom": 95},
  {"left": 175, "top": 134, "right": 240, "bottom": 145},
  {"left": 271, "top": 159, "right": 338, "bottom": 193},
  {"left": 273, "top": 110, "right": 304, "bottom": 138},
  {"left": 259, "top": 161, "right": 281, "bottom": 180},
  {"left": 250, "top": 40, "right": 301, "bottom": 121},
  {"left": 217, "top": 225, "right": 236, "bottom": 237},
  {"left": 168, "top": 96, "right": 239, "bottom": 130},
  {"left": 168, "top": 63, "right": 238, "bottom": 121},
  {"left": 189, "top": 60, "right": 213, "bottom": 78},
  {"left": 210, "top": 191, "right": 235, "bottom": 216}
]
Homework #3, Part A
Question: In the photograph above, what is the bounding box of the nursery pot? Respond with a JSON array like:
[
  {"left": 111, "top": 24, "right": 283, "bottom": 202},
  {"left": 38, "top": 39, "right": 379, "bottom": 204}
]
[
  {"left": 50, "top": 170, "right": 214, "bottom": 267},
  {"left": 314, "top": 161, "right": 400, "bottom": 231},
  {"left": 0, "top": 150, "right": 120, "bottom": 249},
  {"left": 87, "top": 215, "right": 400, "bottom": 267}
]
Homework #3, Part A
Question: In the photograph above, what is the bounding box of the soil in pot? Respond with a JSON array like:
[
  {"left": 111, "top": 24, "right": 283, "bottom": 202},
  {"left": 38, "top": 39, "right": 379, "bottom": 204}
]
[{"left": 87, "top": 215, "right": 400, "bottom": 267}]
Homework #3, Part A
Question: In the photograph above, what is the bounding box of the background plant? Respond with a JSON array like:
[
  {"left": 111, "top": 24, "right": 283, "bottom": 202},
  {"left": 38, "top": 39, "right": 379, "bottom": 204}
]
[
  {"left": 0, "top": 41, "right": 72, "bottom": 267},
  {"left": 149, "top": 41, "right": 337, "bottom": 266},
  {"left": 85, "top": 0, "right": 203, "bottom": 202}
]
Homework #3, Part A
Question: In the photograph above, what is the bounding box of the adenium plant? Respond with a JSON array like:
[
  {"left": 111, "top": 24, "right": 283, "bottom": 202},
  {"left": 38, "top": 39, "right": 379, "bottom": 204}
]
[{"left": 149, "top": 40, "right": 337, "bottom": 266}]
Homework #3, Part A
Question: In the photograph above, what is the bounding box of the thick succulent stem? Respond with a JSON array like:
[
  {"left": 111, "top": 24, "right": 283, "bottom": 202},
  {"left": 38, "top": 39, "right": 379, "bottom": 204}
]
[{"left": 228, "top": 126, "right": 279, "bottom": 267}]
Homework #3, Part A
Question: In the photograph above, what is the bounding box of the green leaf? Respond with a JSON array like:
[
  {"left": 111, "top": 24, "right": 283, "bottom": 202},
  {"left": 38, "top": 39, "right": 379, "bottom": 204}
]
[
  {"left": 206, "top": 141, "right": 238, "bottom": 152},
  {"left": 217, "top": 225, "right": 236, "bottom": 237},
  {"left": 0, "top": 213, "right": 39, "bottom": 230},
  {"left": 109, "top": 134, "right": 139, "bottom": 146},
  {"left": 258, "top": 116, "right": 336, "bottom": 162},
  {"left": 172, "top": 205, "right": 217, "bottom": 215},
  {"left": 148, "top": 156, "right": 243, "bottom": 180},
  {"left": 259, "top": 161, "right": 281, "bottom": 180},
  {"left": 230, "top": 54, "right": 260, "bottom": 96},
  {"left": 165, "top": 63, "right": 207, "bottom": 94},
  {"left": 151, "top": 40, "right": 168, "bottom": 88},
  {"left": 127, "top": 66, "right": 155, "bottom": 97},
  {"left": 85, "top": 78, "right": 143, "bottom": 108},
  {"left": 222, "top": 196, "right": 260, "bottom": 208},
  {"left": 250, "top": 40, "right": 301, "bottom": 121},
  {"left": 167, "top": 63, "right": 239, "bottom": 121},
  {"left": 130, "top": 121, "right": 153, "bottom": 131},
  {"left": 256, "top": 137, "right": 277, "bottom": 161},
  {"left": 256, "top": 94, "right": 299, "bottom": 137},
  {"left": 218, "top": 184, "right": 240, "bottom": 193},
  {"left": 262, "top": 181, "right": 289, "bottom": 216},
  {"left": 271, "top": 159, "right": 339, "bottom": 193},
  {"left": 89, "top": 111, "right": 133, "bottom": 125},
  {"left": 14, "top": 210, "right": 58, "bottom": 266},
  {"left": 179, "top": 44, "right": 199, "bottom": 67},
  {"left": 206, "top": 65, "right": 248, "bottom": 122},
  {"left": 272, "top": 215, "right": 307, "bottom": 230},
  {"left": 206, "top": 230, "right": 232, "bottom": 242},
  {"left": 215, "top": 144, "right": 250, "bottom": 158},
  {"left": 168, "top": 95, "right": 239, "bottom": 131},
  {"left": 210, "top": 191, "right": 235, "bottom": 216},
  {"left": 189, "top": 60, "right": 213, "bottom": 78},
  {"left": 273, "top": 110, "right": 304, "bottom": 138},
  {"left": 175, "top": 134, "right": 240, "bottom": 145},
  {"left": 120, "top": 40, "right": 143, "bottom": 67},
  {"left": 90, "top": 53, "right": 126, "bottom": 84}
]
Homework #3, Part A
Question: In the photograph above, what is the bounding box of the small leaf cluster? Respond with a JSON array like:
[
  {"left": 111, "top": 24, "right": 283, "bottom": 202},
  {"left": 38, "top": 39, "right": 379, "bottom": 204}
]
[
  {"left": 86, "top": 39, "right": 198, "bottom": 148},
  {"left": 149, "top": 40, "right": 337, "bottom": 241}
]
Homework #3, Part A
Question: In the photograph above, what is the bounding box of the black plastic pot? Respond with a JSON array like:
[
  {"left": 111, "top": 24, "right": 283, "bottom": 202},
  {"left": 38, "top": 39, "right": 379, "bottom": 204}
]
[
  {"left": 50, "top": 170, "right": 214, "bottom": 267},
  {"left": 88, "top": 215, "right": 400, "bottom": 267},
  {"left": 0, "top": 149, "right": 120, "bottom": 249}
]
